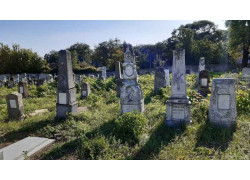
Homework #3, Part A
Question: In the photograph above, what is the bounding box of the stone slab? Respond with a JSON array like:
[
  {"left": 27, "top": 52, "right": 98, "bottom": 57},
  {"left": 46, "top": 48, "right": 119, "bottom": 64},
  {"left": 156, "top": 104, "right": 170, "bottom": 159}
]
[{"left": 0, "top": 137, "right": 54, "bottom": 160}]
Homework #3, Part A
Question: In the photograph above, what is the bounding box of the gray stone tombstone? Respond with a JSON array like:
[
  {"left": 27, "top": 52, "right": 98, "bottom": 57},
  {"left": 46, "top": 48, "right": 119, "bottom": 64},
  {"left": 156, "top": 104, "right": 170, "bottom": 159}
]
[
  {"left": 6, "top": 92, "right": 25, "bottom": 120},
  {"left": 198, "top": 70, "right": 210, "bottom": 96},
  {"left": 56, "top": 50, "right": 78, "bottom": 119},
  {"left": 102, "top": 66, "right": 107, "bottom": 80},
  {"left": 166, "top": 49, "right": 191, "bottom": 127},
  {"left": 154, "top": 67, "right": 167, "bottom": 93},
  {"left": 120, "top": 45, "right": 144, "bottom": 114},
  {"left": 18, "top": 81, "right": 29, "bottom": 98},
  {"left": 209, "top": 78, "right": 237, "bottom": 127},
  {"left": 9, "top": 76, "right": 14, "bottom": 88},
  {"left": 80, "top": 82, "right": 91, "bottom": 99},
  {"left": 115, "top": 61, "right": 122, "bottom": 79}
]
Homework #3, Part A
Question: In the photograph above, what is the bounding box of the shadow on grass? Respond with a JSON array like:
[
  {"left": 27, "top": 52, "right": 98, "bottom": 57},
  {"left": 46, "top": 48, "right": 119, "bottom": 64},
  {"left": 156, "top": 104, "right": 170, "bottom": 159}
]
[
  {"left": 41, "top": 139, "right": 79, "bottom": 160},
  {"left": 133, "top": 121, "right": 186, "bottom": 160},
  {"left": 195, "top": 121, "right": 236, "bottom": 152},
  {"left": 0, "top": 115, "right": 64, "bottom": 144}
]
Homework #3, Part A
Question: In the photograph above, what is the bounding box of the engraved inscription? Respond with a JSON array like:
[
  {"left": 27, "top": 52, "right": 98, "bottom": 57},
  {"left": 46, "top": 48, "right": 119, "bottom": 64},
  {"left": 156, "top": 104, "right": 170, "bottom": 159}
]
[
  {"left": 10, "top": 100, "right": 17, "bottom": 108},
  {"left": 201, "top": 78, "right": 207, "bottom": 87},
  {"left": 59, "top": 93, "right": 67, "bottom": 105},
  {"left": 172, "top": 106, "right": 185, "bottom": 119},
  {"left": 218, "top": 94, "right": 230, "bottom": 110}
]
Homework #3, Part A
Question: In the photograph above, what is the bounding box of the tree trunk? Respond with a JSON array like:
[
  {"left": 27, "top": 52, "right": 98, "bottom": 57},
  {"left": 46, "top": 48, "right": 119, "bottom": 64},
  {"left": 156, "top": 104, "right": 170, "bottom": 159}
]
[{"left": 242, "top": 46, "right": 249, "bottom": 68}]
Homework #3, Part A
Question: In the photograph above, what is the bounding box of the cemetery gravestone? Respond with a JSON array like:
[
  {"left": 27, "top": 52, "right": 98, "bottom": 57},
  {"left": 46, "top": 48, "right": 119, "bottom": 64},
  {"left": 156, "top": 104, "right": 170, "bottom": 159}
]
[
  {"left": 56, "top": 50, "right": 78, "bottom": 119},
  {"left": 209, "top": 78, "right": 237, "bottom": 127},
  {"left": 154, "top": 67, "right": 168, "bottom": 93},
  {"left": 18, "top": 81, "right": 29, "bottom": 98},
  {"left": 166, "top": 49, "right": 191, "bottom": 127},
  {"left": 198, "top": 70, "right": 210, "bottom": 96},
  {"left": 120, "top": 45, "right": 144, "bottom": 114},
  {"left": 6, "top": 92, "right": 25, "bottom": 120},
  {"left": 197, "top": 57, "right": 206, "bottom": 82},
  {"left": 102, "top": 66, "right": 107, "bottom": 80},
  {"left": 80, "top": 82, "right": 91, "bottom": 99},
  {"left": 9, "top": 76, "right": 14, "bottom": 88}
]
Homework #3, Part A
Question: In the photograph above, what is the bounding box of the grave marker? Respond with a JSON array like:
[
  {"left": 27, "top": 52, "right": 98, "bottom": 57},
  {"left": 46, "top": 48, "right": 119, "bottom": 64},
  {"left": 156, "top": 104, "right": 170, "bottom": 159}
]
[
  {"left": 6, "top": 92, "right": 25, "bottom": 120},
  {"left": 18, "top": 81, "right": 29, "bottom": 98},
  {"left": 209, "top": 78, "right": 237, "bottom": 127},
  {"left": 80, "top": 82, "right": 91, "bottom": 99},
  {"left": 166, "top": 49, "right": 191, "bottom": 127}
]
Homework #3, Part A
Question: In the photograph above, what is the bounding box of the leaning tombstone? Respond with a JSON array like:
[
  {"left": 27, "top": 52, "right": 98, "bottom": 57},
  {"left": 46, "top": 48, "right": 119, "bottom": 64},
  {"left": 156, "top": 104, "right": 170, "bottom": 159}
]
[
  {"left": 154, "top": 67, "right": 167, "bottom": 93},
  {"left": 198, "top": 70, "right": 210, "bottom": 97},
  {"left": 80, "top": 82, "right": 91, "bottom": 99},
  {"left": 6, "top": 92, "right": 25, "bottom": 120},
  {"left": 18, "top": 81, "right": 29, "bottom": 98},
  {"left": 209, "top": 78, "right": 237, "bottom": 127},
  {"left": 56, "top": 50, "right": 78, "bottom": 119},
  {"left": 166, "top": 49, "right": 191, "bottom": 127},
  {"left": 120, "top": 45, "right": 144, "bottom": 114}
]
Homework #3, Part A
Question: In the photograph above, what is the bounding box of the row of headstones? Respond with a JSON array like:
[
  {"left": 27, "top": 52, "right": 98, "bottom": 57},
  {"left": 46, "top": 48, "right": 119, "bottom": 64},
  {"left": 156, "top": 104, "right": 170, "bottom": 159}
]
[
  {"left": 117, "top": 47, "right": 237, "bottom": 128},
  {"left": 0, "top": 73, "right": 54, "bottom": 88},
  {"left": 4, "top": 48, "right": 237, "bottom": 129}
]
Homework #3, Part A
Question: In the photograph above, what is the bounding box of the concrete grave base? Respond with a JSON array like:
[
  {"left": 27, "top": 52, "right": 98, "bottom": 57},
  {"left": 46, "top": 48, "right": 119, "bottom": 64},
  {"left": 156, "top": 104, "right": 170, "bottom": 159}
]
[
  {"left": 0, "top": 136, "right": 54, "bottom": 160},
  {"left": 121, "top": 99, "right": 144, "bottom": 114},
  {"left": 166, "top": 97, "right": 191, "bottom": 128},
  {"left": 56, "top": 102, "right": 78, "bottom": 119}
]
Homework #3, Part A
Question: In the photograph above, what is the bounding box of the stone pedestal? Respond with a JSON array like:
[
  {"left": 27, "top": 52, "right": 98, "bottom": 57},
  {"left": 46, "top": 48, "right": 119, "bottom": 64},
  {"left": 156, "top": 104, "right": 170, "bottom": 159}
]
[
  {"left": 166, "top": 49, "right": 191, "bottom": 127},
  {"left": 120, "top": 45, "right": 144, "bottom": 114},
  {"left": 56, "top": 50, "right": 78, "bottom": 119},
  {"left": 18, "top": 81, "right": 29, "bottom": 98},
  {"left": 6, "top": 92, "right": 25, "bottom": 120},
  {"left": 209, "top": 78, "right": 237, "bottom": 127},
  {"left": 80, "top": 82, "right": 91, "bottom": 99}
]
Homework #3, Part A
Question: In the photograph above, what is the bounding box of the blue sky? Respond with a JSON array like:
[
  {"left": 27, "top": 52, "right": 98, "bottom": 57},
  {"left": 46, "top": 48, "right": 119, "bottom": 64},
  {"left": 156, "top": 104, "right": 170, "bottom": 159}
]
[{"left": 0, "top": 20, "right": 226, "bottom": 57}]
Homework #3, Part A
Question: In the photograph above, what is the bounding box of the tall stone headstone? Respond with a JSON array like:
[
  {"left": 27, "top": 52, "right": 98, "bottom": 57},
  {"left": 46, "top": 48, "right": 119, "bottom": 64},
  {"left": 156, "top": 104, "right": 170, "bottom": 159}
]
[
  {"left": 56, "top": 50, "right": 78, "bottom": 119},
  {"left": 120, "top": 45, "right": 144, "bottom": 114},
  {"left": 102, "top": 66, "right": 107, "bottom": 80},
  {"left": 198, "top": 70, "right": 210, "bottom": 97},
  {"left": 115, "top": 61, "right": 122, "bottom": 79},
  {"left": 6, "top": 92, "right": 25, "bottom": 120},
  {"left": 154, "top": 67, "right": 168, "bottom": 93},
  {"left": 18, "top": 81, "right": 29, "bottom": 98},
  {"left": 80, "top": 82, "right": 91, "bottom": 99},
  {"left": 166, "top": 49, "right": 191, "bottom": 127},
  {"left": 209, "top": 78, "right": 237, "bottom": 127}
]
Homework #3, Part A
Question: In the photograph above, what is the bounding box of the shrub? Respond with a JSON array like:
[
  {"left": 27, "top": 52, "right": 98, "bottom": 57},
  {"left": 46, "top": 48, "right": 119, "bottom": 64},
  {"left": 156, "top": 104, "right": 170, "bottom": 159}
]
[
  {"left": 35, "top": 84, "right": 49, "bottom": 97},
  {"left": 236, "top": 89, "right": 250, "bottom": 115},
  {"left": 115, "top": 111, "right": 148, "bottom": 145}
]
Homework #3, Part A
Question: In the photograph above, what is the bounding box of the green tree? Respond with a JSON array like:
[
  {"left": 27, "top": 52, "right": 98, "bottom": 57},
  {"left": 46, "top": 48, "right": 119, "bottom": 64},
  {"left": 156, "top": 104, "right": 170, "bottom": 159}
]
[{"left": 226, "top": 20, "right": 250, "bottom": 68}]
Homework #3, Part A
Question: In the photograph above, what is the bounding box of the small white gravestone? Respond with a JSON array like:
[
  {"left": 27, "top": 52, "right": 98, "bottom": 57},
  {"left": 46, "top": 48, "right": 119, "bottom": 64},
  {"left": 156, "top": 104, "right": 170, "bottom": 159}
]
[
  {"left": 20, "top": 87, "right": 24, "bottom": 94},
  {"left": 10, "top": 100, "right": 17, "bottom": 108},
  {"left": 59, "top": 93, "right": 67, "bottom": 105}
]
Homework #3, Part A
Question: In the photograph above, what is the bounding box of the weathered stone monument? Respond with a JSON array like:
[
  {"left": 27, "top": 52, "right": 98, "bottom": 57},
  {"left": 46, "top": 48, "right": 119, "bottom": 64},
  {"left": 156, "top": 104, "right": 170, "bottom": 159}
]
[
  {"left": 18, "top": 81, "right": 29, "bottom": 98},
  {"left": 154, "top": 67, "right": 168, "bottom": 93},
  {"left": 56, "top": 50, "right": 78, "bottom": 119},
  {"left": 209, "top": 78, "right": 237, "bottom": 127},
  {"left": 6, "top": 92, "right": 25, "bottom": 120},
  {"left": 120, "top": 45, "right": 144, "bottom": 114},
  {"left": 102, "top": 66, "right": 107, "bottom": 80},
  {"left": 166, "top": 49, "right": 191, "bottom": 127},
  {"left": 80, "top": 82, "right": 91, "bottom": 99},
  {"left": 198, "top": 70, "right": 210, "bottom": 96},
  {"left": 115, "top": 61, "right": 122, "bottom": 79}
]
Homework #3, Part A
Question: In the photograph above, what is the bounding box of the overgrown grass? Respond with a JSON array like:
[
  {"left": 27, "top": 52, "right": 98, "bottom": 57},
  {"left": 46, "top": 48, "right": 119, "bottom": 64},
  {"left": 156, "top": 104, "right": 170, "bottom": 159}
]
[{"left": 0, "top": 74, "right": 249, "bottom": 160}]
